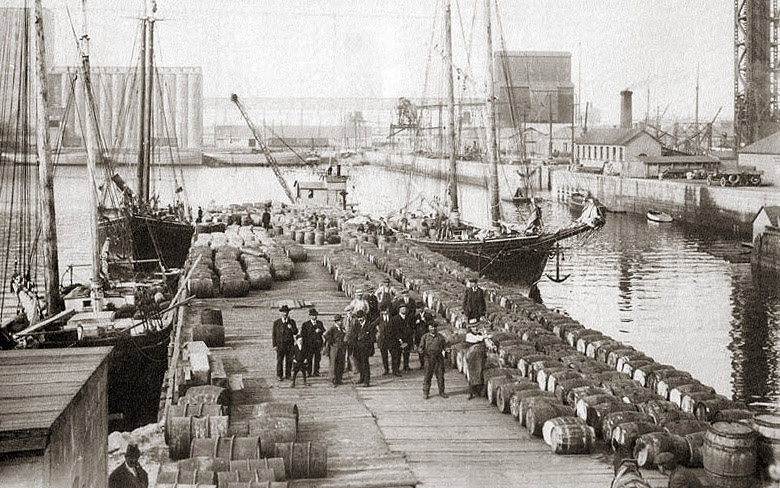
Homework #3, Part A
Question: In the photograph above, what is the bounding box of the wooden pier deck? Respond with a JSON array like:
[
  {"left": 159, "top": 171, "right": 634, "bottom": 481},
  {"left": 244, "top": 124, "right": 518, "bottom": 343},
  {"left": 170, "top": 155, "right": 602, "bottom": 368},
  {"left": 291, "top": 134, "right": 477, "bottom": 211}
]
[{"left": 185, "top": 247, "right": 670, "bottom": 488}]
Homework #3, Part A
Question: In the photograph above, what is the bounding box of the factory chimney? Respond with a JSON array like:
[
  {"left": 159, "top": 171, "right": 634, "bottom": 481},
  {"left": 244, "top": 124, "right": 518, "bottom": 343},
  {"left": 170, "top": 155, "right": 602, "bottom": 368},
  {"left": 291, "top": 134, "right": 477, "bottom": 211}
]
[{"left": 620, "top": 90, "right": 633, "bottom": 129}]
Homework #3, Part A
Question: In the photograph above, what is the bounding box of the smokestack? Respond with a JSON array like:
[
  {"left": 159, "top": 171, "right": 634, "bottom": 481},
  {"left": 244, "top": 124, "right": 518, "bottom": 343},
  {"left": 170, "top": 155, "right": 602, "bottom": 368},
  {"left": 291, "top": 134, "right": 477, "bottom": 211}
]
[{"left": 620, "top": 90, "right": 633, "bottom": 129}]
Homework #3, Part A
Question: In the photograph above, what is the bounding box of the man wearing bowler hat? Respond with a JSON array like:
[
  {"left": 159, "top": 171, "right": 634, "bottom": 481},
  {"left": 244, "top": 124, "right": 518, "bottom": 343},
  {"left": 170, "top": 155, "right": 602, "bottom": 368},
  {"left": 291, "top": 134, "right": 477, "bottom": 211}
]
[
  {"left": 109, "top": 443, "right": 148, "bottom": 488},
  {"left": 301, "top": 308, "right": 326, "bottom": 376},
  {"left": 323, "top": 314, "right": 348, "bottom": 387},
  {"left": 348, "top": 310, "right": 376, "bottom": 387},
  {"left": 272, "top": 305, "right": 298, "bottom": 380}
]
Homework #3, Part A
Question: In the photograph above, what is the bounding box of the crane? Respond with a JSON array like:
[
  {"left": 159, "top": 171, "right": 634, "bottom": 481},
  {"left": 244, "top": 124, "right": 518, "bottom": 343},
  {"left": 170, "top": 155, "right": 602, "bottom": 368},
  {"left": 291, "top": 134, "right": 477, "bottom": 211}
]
[{"left": 230, "top": 94, "right": 296, "bottom": 204}]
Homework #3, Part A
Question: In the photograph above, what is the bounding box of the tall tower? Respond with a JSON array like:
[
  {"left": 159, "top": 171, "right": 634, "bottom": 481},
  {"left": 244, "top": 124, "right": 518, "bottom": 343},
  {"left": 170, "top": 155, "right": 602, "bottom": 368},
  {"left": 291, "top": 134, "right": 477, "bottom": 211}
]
[{"left": 734, "top": 0, "right": 780, "bottom": 147}]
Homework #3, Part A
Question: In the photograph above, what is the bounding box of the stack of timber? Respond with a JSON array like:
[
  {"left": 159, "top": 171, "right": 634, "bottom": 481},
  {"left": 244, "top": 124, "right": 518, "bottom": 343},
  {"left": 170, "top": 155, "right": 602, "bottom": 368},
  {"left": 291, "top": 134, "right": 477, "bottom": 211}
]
[{"left": 323, "top": 229, "right": 780, "bottom": 485}]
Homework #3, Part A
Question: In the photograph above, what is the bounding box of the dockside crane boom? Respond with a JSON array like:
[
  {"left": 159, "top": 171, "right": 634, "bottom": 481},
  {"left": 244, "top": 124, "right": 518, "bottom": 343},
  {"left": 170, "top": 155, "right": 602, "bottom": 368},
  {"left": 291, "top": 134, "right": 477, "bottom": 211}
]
[{"left": 230, "top": 94, "right": 296, "bottom": 204}]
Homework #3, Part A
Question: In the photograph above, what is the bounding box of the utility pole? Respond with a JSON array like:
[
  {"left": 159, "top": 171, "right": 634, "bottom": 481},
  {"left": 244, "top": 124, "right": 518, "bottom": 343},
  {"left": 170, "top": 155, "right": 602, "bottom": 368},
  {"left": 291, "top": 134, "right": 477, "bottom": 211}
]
[
  {"left": 548, "top": 92, "right": 554, "bottom": 158},
  {"left": 695, "top": 64, "right": 700, "bottom": 152}
]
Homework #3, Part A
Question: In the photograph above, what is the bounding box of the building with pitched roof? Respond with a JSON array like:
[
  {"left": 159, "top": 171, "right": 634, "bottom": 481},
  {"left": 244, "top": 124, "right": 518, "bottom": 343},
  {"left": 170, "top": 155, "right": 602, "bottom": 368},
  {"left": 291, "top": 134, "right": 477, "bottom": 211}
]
[
  {"left": 575, "top": 128, "right": 662, "bottom": 169},
  {"left": 753, "top": 206, "right": 780, "bottom": 242},
  {"left": 738, "top": 131, "right": 780, "bottom": 186}
]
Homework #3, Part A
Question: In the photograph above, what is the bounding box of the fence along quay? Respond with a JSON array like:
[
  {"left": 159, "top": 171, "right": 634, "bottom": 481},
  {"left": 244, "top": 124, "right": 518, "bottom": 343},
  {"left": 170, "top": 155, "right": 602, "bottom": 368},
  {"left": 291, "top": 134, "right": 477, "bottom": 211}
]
[{"left": 158, "top": 204, "right": 780, "bottom": 487}]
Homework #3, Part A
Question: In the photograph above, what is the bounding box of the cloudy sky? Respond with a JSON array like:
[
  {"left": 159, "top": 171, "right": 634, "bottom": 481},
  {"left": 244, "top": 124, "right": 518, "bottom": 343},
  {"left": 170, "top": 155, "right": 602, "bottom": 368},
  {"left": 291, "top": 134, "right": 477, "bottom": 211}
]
[{"left": 39, "top": 0, "right": 733, "bottom": 125}]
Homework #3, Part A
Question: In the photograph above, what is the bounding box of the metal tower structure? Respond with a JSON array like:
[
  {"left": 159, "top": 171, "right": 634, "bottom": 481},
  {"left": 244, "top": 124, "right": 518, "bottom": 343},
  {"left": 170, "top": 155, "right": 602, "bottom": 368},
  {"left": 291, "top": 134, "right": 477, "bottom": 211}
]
[{"left": 734, "top": 0, "right": 780, "bottom": 147}]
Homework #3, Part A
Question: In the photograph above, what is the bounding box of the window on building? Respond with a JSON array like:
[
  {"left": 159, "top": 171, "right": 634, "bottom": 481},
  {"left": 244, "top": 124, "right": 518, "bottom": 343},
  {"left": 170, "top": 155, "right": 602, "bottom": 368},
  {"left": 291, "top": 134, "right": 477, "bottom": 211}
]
[
  {"left": 619, "top": 147, "right": 624, "bottom": 161},
  {"left": 564, "top": 143, "right": 568, "bottom": 153},
  {"left": 588, "top": 146, "right": 591, "bottom": 159},
  {"left": 612, "top": 147, "right": 616, "bottom": 160},
  {"left": 599, "top": 147, "right": 603, "bottom": 159},
  {"left": 308, "top": 190, "right": 315, "bottom": 199},
  {"left": 248, "top": 139, "right": 256, "bottom": 147}
]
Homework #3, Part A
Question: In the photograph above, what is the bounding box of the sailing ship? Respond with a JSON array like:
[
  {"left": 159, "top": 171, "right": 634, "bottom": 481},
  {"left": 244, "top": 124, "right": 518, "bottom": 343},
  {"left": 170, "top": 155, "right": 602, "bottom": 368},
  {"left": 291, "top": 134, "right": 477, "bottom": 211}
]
[
  {"left": 97, "top": 0, "right": 193, "bottom": 273},
  {"left": 401, "top": 0, "right": 604, "bottom": 284},
  {"left": 0, "top": 1, "right": 181, "bottom": 431}
]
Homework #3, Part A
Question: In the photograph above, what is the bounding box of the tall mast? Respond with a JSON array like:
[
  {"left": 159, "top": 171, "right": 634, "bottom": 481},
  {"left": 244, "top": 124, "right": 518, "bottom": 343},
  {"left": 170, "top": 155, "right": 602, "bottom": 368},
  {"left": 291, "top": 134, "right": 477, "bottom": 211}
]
[
  {"left": 78, "top": 0, "right": 104, "bottom": 311},
  {"left": 136, "top": 17, "right": 147, "bottom": 200},
  {"left": 444, "top": 0, "right": 459, "bottom": 221},
  {"left": 484, "top": 0, "right": 501, "bottom": 228},
  {"left": 143, "top": 2, "right": 156, "bottom": 203},
  {"left": 32, "top": 0, "right": 62, "bottom": 315}
]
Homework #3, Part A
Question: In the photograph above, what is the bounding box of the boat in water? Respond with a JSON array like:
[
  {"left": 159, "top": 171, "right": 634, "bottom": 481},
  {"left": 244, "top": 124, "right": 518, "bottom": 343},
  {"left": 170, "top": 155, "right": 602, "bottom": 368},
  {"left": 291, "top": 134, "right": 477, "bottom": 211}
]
[
  {"left": 647, "top": 210, "right": 673, "bottom": 223},
  {"left": 568, "top": 191, "right": 608, "bottom": 214},
  {"left": 0, "top": 1, "right": 183, "bottom": 432},
  {"left": 391, "top": 0, "right": 604, "bottom": 284}
]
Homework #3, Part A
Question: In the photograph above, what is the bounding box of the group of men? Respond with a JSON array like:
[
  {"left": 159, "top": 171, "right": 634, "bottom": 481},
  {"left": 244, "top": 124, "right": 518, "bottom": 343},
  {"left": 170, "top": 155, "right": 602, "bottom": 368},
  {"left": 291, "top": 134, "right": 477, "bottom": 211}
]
[{"left": 271, "top": 277, "right": 453, "bottom": 399}]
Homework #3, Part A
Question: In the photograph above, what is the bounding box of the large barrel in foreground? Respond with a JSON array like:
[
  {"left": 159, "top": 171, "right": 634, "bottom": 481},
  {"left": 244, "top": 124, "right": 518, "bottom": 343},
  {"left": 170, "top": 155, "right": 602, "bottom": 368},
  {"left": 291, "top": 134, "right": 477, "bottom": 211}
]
[
  {"left": 549, "top": 424, "right": 596, "bottom": 454},
  {"left": 702, "top": 422, "right": 757, "bottom": 488},
  {"left": 274, "top": 442, "right": 327, "bottom": 479}
]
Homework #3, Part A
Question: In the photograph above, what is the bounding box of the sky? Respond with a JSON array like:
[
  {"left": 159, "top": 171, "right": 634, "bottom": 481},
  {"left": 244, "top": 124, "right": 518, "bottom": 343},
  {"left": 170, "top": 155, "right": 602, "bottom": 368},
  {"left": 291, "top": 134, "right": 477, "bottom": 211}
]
[{"left": 33, "top": 0, "right": 734, "bottom": 125}]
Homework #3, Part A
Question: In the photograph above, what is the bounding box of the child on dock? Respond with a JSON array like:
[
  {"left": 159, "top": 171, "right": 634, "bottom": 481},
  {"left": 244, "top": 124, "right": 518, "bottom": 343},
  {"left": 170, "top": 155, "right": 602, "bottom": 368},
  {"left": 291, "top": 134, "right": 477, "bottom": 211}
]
[{"left": 290, "top": 334, "right": 308, "bottom": 387}]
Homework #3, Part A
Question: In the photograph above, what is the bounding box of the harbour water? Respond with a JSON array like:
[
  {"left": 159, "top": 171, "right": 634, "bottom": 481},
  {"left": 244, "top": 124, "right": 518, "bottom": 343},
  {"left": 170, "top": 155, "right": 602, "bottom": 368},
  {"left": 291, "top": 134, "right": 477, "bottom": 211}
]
[{"left": 47, "top": 164, "right": 780, "bottom": 405}]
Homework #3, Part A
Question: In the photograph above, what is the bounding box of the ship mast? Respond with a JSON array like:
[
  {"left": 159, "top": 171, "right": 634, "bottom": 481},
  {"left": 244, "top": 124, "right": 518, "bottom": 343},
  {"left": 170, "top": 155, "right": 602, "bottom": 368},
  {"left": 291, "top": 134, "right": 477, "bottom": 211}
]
[
  {"left": 77, "top": 0, "right": 104, "bottom": 311},
  {"left": 444, "top": 0, "right": 459, "bottom": 223},
  {"left": 484, "top": 0, "right": 501, "bottom": 228},
  {"left": 32, "top": 0, "right": 62, "bottom": 315},
  {"left": 137, "top": 0, "right": 155, "bottom": 203}
]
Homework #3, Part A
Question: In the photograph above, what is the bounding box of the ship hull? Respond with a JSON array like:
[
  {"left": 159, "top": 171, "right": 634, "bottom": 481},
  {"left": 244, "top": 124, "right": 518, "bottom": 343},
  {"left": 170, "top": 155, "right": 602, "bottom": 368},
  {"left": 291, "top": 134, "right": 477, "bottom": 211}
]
[
  {"left": 410, "top": 223, "right": 597, "bottom": 284},
  {"left": 100, "top": 215, "right": 194, "bottom": 271}
]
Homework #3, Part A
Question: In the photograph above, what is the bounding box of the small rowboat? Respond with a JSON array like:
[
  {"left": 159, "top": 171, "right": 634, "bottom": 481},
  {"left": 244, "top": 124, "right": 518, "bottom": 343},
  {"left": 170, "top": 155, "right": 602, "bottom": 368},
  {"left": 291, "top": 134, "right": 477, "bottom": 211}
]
[{"left": 647, "top": 210, "right": 673, "bottom": 223}]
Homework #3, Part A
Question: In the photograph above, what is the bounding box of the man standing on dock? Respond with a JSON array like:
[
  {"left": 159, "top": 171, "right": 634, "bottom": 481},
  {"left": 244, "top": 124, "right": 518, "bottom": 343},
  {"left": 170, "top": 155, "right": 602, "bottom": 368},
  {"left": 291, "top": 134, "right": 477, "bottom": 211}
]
[
  {"left": 323, "top": 314, "right": 347, "bottom": 387},
  {"left": 301, "top": 308, "right": 325, "bottom": 377},
  {"left": 109, "top": 443, "right": 148, "bottom": 488},
  {"left": 375, "top": 304, "right": 402, "bottom": 377},
  {"left": 349, "top": 310, "right": 376, "bottom": 387},
  {"left": 272, "top": 305, "right": 298, "bottom": 381},
  {"left": 463, "top": 278, "right": 486, "bottom": 323},
  {"left": 419, "top": 322, "right": 448, "bottom": 399}
]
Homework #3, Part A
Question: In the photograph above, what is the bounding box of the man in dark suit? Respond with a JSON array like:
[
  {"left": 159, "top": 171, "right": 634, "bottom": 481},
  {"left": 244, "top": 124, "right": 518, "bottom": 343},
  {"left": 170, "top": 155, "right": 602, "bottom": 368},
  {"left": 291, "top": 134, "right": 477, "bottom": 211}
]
[
  {"left": 323, "top": 314, "right": 348, "bottom": 387},
  {"left": 375, "top": 304, "right": 403, "bottom": 377},
  {"left": 462, "top": 278, "right": 486, "bottom": 322},
  {"left": 349, "top": 310, "right": 376, "bottom": 387},
  {"left": 392, "top": 289, "right": 417, "bottom": 318},
  {"left": 109, "top": 443, "right": 148, "bottom": 488},
  {"left": 397, "top": 303, "right": 415, "bottom": 371},
  {"left": 272, "top": 305, "right": 298, "bottom": 380},
  {"left": 301, "top": 308, "right": 326, "bottom": 376}
]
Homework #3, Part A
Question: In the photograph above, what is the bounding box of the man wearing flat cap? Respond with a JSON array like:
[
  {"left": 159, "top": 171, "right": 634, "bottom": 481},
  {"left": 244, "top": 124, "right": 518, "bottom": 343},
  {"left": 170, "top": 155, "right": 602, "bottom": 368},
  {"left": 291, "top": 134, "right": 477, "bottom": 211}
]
[
  {"left": 272, "top": 305, "right": 298, "bottom": 381},
  {"left": 323, "top": 314, "right": 347, "bottom": 387},
  {"left": 655, "top": 452, "right": 702, "bottom": 488},
  {"left": 301, "top": 308, "right": 326, "bottom": 377},
  {"left": 109, "top": 443, "right": 148, "bottom": 488}
]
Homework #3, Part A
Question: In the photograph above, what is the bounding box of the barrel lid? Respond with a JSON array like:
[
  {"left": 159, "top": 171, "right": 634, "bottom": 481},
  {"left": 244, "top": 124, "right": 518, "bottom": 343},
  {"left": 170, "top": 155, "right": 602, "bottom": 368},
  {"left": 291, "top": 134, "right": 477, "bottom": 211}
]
[
  {"left": 754, "top": 414, "right": 780, "bottom": 428},
  {"left": 709, "top": 421, "right": 756, "bottom": 437}
]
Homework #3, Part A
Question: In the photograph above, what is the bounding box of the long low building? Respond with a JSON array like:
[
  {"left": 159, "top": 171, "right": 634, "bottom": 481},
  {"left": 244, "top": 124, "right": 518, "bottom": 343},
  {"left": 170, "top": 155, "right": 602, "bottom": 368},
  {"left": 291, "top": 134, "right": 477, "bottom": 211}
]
[
  {"left": 622, "top": 155, "right": 721, "bottom": 179},
  {"left": 575, "top": 128, "right": 663, "bottom": 170}
]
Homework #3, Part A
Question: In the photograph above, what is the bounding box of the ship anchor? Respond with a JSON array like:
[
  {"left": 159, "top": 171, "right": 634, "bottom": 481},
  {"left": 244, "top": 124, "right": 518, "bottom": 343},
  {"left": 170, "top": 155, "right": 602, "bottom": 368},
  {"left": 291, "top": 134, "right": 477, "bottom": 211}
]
[{"left": 545, "top": 243, "right": 571, "bottom": 283}]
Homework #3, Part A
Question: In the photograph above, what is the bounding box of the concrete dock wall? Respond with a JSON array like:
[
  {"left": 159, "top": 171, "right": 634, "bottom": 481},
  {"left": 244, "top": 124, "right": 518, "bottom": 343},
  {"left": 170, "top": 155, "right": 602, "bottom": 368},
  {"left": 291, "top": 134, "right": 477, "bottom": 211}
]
[{"left": 551, "top": 171, "right": 780, "bottom": 236}]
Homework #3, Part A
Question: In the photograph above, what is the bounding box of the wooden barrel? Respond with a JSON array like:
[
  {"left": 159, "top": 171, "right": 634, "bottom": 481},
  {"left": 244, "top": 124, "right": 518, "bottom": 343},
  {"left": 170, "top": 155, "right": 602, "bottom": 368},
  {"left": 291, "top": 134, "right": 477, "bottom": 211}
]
[
  {"left": 273, "top": 442, "right": 327, "bottom": 479},
  {"left": 169, "top": 416, "right": 230, "bottom": 460},
  {"left": 487, "top": 376, "right": 525, "bottom": 405},
  {"left": 638, "top": 399, "right": 682, "bottom": 424},
  {"left": 183, "top": 386, "right": 229, "bottom": 406},
  {"left": 518, "top": 396, "right": 558, "bottom": 427},
  {"left": 635, "top": 432, "right": 689, "bottom": 468},
  {"left": 663, "top": 419, "right": 709, "bottom": 437},
  {"left": 670, "top": 383, "right": 714, "bottom": 408},
  {"left": 615, "top": 353, "right": 650, "bottom": 374},
  {"left": 601, "top": 411, "right": 653, "bottom": 443},
  {"left": 753, "top": 414, "right": 780, "bottom": 476},
  {"left": 575, "top": 394, "right": 619, "bottom": 421},
  {"left": 587, "top": 402, "right": 637, "bottom": 436},
  {"left": 497, "top": 381, "right": 538, "bottom": 414},
  {"left": 166, "top": 404, "right": 226, "bottom": 443},
  {"left": 529, "top": 360, "right": 564, "bottom": 382},
  {"left": 193, "top": 324, "right": 226, "bottom": 348},
  {"left": 303, "top": 230, "right": 315, "bottom": 245},
  {"left": 657, "top": 377, "right": 698, "bottom": 400},
  {"left": 526, "top": 404, "right": 576, "bottom": 437},
  {"left": 550, "top": 424, "right": 596, "bottom": 454},
  {"left": 542, "top": 417, "right": 587, "bottom": 447},
  {"left": 633, "top": 363, "right": 675, "bottom": 387},
  {"left": 157, "top": 484, "right": 217, "bottom": 488},
  {"left": 201, "top": 309, "right": 224, "bottom": 326},
  {"left": 695, "top": 398, "right": 746, "bottom": 422},
  {"left": 545, "top": 370, "right": 581, "bottom": 394},
  {"left": 686, "top": 431, "right": 706, "bottom": 468},
  {"left": 612, "top": 421, "right": 664, "bottom": 452},
  {"left": 251, "top": 403, "right": 299, "bottom": 428},
  {"left": 190, "top": 436, "right": 261, "bottom": 460},
  {"left": 229, "top": 458, "right": 286, "bottom": 481},
  {"left": 647, "top": 369, "right": 691, "bottom": 393},
  {"left": 224, "top": 483, "right": 288, "bottom": 488},
  {"left": 217, "top": 469, "right": 276, "bottom": 486},
  {"left": 294, "top": 230, "right": 305, "bottom": 244},
  {"left": 702, "top": 422, "right": 758, "bottom": 488},
  {"left": 584, "top": 339, "right": 617, "bottom": 359},
  {"left": 536, "top": 367, "right": 567, "bottom": 392},
  {"left": 554, "top": 378, "right": 596, "bottom": 405},
  {"left": 176, "top": 456, "right": 230, "bottom": 472},
  {"left": 714, "top": 409, "right": 754, "bottom": 423},
  {"left": 517, "top": 354, "right": 549, "bottom": 378},
  {"left": 248, "top": 416, "right": 297, "bottom": 457},
  {"left": 314, "top": 231, "right": 325, "bottom": 245},
  {"left": 568, "top": 386, "right": 609, "bottom": 408},
  {"left": 157, "top": 468, "right": 216, "bottom": 485}
]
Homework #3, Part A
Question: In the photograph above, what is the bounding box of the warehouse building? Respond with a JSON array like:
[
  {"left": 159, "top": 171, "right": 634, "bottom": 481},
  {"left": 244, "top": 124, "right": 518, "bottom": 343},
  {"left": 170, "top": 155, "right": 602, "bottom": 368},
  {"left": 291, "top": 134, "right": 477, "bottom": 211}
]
[
  {"left": 738, "top": 131, "right": 780, "bottom": 186},
  {"left": 575, "top": 128, "right": 663, "bottom": 170}
]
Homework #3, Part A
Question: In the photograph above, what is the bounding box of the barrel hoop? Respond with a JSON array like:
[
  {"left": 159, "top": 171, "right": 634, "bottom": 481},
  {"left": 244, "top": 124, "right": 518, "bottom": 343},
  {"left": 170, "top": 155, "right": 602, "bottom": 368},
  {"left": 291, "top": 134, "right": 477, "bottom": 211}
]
[
  {"left": 228, "top": 435, "right": 236, "bottom": 459},
  {"left": 306, "top": 441, "right": 312, "bottom": 478}
]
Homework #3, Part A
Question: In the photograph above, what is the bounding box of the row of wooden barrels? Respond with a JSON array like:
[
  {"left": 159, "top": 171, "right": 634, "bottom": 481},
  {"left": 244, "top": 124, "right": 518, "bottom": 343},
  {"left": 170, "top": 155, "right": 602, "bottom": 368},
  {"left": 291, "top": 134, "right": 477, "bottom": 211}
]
[{"left": 326, "top": 237, "right": 780, "bottom": 485}]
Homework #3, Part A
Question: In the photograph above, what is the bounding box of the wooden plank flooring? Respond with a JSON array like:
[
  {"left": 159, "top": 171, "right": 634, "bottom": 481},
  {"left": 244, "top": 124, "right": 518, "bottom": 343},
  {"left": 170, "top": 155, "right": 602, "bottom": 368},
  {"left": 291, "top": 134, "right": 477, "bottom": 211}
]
[{"left": 185, "top": 247, "right": 670, "bottom": 488}]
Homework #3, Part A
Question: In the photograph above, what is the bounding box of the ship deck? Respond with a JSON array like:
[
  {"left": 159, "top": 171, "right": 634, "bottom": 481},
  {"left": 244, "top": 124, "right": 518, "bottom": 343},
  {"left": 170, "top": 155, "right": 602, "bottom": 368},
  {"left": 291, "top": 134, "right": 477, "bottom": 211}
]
[{"left": 182, "top": 247, "right": 676, "bottom": 488}]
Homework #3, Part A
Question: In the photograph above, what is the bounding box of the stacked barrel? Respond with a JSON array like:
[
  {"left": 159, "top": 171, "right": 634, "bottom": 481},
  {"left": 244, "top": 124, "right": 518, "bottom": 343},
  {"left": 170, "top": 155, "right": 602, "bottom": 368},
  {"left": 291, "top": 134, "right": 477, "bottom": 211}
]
[{"left": 323, "top": 228, "right": 780, "bottom": 485}]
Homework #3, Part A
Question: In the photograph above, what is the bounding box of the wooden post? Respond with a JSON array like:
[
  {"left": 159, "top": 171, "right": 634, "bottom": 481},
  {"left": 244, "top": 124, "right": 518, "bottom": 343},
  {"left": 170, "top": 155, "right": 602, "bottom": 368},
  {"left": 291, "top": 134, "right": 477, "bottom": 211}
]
[
  {"left": 444, "top": 0, "right": 459, "bottom": 222},
  {"left": 32, "top": 0, "right": 62, "bottom": 315},
  {"left": 137, "top": 18, "right": 147, "bottom": 200},
  {"left": 484, "top": 0, "right": 501, "bottom": 229}
]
